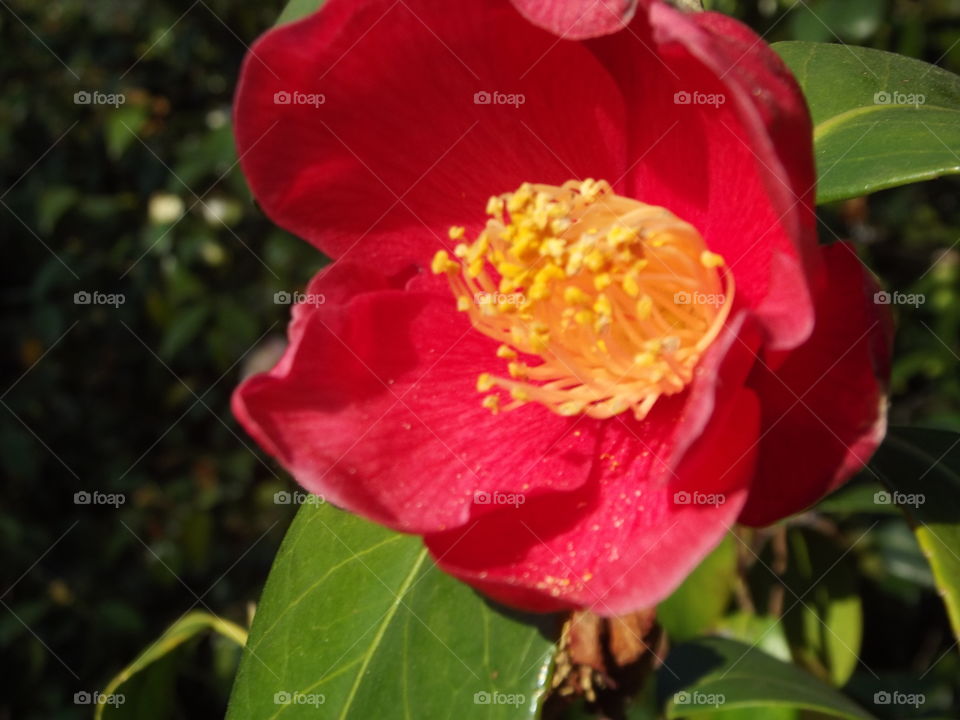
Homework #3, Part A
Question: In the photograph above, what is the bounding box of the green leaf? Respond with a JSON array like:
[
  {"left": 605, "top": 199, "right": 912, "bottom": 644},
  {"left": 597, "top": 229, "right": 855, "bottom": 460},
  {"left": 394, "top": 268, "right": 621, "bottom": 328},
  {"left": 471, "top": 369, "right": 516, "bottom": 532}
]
[
  {"left": 275, "top": 0, "right": 324, "bottom": 25},
  {"left": 226, "top": 502, "right": 559, "bottom": 720},
  {"left": 714, "top": 612, "right": 791, "bottom": 663},
  {"left": 782, "top": 530, "right": 863, "bottom": 687},
  {"left": 159, "top": 305, "right": 209, "bottom": 360},
  {"left": 105, "top": 104, "right": 151, "bottom": 160},
  {"left": 658, "top": 637, "right": 875, "bottom": 719},
  {"left": 98, "top": 650, "right": 180, "bottom": 720},
  {"left": 816, "top": 479, "right": 900, "bottom": 516},
  {"left": 772, "top": 41, "right": 960, "bottom": 204},
  {"left": 97, "top": 611, "right": 248, "bottom": 720},
  {"left": 870, "top": 427, "right": 960, "bottom": 641},
  {"left": 658, "top": 534, "right": 736, "bottom": 642},
  {"left": 789, "top": 0, "right": 887, "bottom": 44}
]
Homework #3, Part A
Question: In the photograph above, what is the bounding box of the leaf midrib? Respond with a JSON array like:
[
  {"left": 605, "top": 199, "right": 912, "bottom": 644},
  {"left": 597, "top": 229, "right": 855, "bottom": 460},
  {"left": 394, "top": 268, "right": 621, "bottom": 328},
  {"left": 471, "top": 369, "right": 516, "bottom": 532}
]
[
  {"left": 814, "top": 103, "right": 960, "bottom": 143},
  {"left": 337, "top": 547, "right": 429, "bottom": 720}
]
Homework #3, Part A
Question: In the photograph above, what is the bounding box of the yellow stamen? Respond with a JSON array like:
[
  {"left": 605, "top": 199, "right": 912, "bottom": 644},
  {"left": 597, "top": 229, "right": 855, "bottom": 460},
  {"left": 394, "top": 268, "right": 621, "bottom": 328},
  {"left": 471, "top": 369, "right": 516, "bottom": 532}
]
[
  {"left": 431, "top": 179, "right": 735, "bottom": 420},
  {"left": 700, "top": 250, "right": 725, "bottom": 268},
  {"left": 482, "top": 394, "right": 501, "bottom": 414}
]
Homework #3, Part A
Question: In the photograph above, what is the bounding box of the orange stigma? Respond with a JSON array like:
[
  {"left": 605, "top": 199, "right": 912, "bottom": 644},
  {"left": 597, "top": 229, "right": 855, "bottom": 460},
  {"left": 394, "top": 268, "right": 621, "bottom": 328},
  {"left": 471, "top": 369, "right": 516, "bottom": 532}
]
[{"left": 431, "top": 179, "right": 734, "bottom": 421}]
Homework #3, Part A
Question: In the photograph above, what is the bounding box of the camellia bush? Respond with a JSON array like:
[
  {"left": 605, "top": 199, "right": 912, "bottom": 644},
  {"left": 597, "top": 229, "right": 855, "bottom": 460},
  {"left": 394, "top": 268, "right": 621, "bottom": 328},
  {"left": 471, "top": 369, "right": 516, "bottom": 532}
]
[{"left": 86, "top": 0, "right": 960, "bottom": 718}]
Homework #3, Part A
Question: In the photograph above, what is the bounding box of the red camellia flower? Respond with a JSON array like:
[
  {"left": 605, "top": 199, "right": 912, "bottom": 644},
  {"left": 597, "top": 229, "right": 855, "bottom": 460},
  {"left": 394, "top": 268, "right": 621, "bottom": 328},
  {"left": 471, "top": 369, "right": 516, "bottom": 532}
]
[{"left": 233, "top": 0, "right": 891, "bottom": 615}]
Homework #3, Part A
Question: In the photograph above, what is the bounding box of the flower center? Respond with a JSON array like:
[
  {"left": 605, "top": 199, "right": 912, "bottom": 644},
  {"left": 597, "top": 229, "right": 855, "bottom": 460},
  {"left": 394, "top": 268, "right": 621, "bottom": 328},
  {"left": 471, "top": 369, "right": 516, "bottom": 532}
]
[{"left": 431, "top": 179, "right": 734, "bottom": 421}]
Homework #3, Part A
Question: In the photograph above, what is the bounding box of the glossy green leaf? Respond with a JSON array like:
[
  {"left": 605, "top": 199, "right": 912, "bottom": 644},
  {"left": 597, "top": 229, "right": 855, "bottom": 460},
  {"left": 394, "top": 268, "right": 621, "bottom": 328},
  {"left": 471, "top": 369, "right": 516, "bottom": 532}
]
[
  {"left": 658, "top": 637, "right": 875, "bottom": 719},
  {"left": 226, "top": 502, "right": 558, "bottom": 720},
  {"left": 97, "top": 611, "right": 248, "bottom": 720},
  {"left": 773, "top": 42, "right": 960, "bottom": 204},
  {"left": 870, "top": 427, "right": 960, "bottom": 641},
  {"left": 658, "top": 534, "right": 736, "bottom": 642}
]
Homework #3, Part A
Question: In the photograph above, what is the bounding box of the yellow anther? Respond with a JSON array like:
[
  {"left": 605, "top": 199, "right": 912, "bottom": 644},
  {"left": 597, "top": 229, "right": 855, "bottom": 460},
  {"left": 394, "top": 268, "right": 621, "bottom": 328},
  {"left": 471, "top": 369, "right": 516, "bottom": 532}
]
[
  {"left": 449, "top": 226, "right": 466, "bottom": 240},
  {"left": 499, "top": 262, "right": 524, "bottom": 279},
  {"left": 637, "top": 295, "right": 653, "bottom": 320},
  {"left": 541, "top": 238, "right": 565, "bottom": 258},
  {"left": 431, "top": 250, "right": 455, "bottom": 275},
  {"left": 510, "top": 387, "right": 529, "bottom": 401},
  {"left": 496, "top": 344, "right": 517, "bottom": 360},
  {"left": 593, "top": 273, "right": 612, "bottom": 291},
  {"left": 584, "top": 250, "right": 606, "bottom": 272},
  {"left": 579, "top": 178, "right": 602, "bottom": 201},
  {"left": 593, "top": 294, "right": 612, "bottom": 318},
  {"left": 623, "top": 273, "right": 640, "bottom": 298},
  {"left": 477, "top": 373, "right": 495, "bottom": 392},
  {"left": 634, "top": 352, "right": 655, "bottom": 367},
  {"left": 700, "top": 250, "right": 725, "bottom": 268},
  {"left": 507, "top": 184, "right": 533, "bottom": 213},
  {"left": 508, "top": 362, "right": 528, "bottom": 379},
  {"left": 574, "top": 309, "right": 594, "bottom": 326},
  {"left": 607, "top": 225, "right": 637, "bottom": 245},
  {"left": 564, "top": 286, "right": 589, "bottom": 305},
  {"left": 457, "top": 296, "right": 471, "bottom": 312},
  {"left": 467, "top": 257, "right": 484, "bottom": 278},
  {"left": 530, "top": 331, "right": 550, "bottom": 353},
  {"left": 486, "top": 195, "right": 504, "bottom": 216},
  {"left": 481, "top": 394, "right": 501, "bottom": 414}
]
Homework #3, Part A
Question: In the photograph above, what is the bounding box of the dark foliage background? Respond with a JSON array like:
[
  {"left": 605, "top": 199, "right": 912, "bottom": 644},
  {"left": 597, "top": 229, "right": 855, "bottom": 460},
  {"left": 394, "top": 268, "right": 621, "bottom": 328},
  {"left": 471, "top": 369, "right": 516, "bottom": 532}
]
[{"left": 1, "top": 0, "right": 958, "bottom": 718}]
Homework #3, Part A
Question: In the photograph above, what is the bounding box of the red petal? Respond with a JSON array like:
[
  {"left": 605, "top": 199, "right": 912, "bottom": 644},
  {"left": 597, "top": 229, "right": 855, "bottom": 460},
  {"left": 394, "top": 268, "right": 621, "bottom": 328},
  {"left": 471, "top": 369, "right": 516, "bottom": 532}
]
[
  {"left": 509, "top": 0, "right": 639, "bottom": 39},
  {"left": 738, "top": 243, "right": 892, "bottom": 526},
  {"left": 234, "top": 0, "right": 626, "bottom": 273},
  {"left": 233, "top": 263, "right": 604, "bottom": 534},
  {"left": 422, "top": 311, "right": 763, "bottom": 614},
  {"left": 585, "top": 5, "right": 822, "bottom": 351},
  {"left": 426, "top": 383, "right": 760, "bottom": 615}
]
